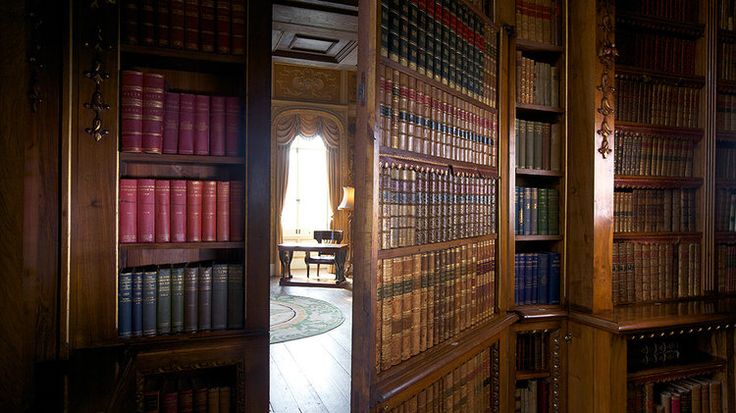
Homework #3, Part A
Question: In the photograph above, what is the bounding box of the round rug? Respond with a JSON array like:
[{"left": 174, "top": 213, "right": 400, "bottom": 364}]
[{"left": 270, "top": 294, "right": 345, "bottom": 344}]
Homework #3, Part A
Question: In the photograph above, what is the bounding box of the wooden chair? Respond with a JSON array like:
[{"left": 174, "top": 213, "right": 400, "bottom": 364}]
[{"left": 304, "top": 230, "right": 343, "bottom": 277}]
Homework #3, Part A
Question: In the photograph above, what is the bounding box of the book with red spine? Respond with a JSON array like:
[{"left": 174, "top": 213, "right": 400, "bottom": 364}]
[
  {"left": 142, "top": 73, "right": 165, "bottom": 153},
  {"left": 200, "top": 0, "right": 216, "bottom": 53},
  {"left": 184, "top": 0, "right": 200, "bottom": 50},
  {"left": 202, "top": 181, "right": 217, "bottom": 241},
  {"left": 194, "top": 95, "right": 210, "bottom": 155},
  {"left": 178, "top": 93, "right": 195, "bottom": 154},
  {"left": 229, "top": 180, "right": 244, "bottom": 241},
  {"left": 120, "top": 179, "right": 138, "bottom": 243},
  {"left": 187, "top": 180, "right": 203, "bottom": 241},
  {"left": 216, "top": 181, "right": 230, "bottom": 241},
  {"left": 155, "top": 180, "right": 171, "bottom": 242},
  {"left": 225, "top": 96, "right": 241, "bottom": 156},
  {"left": 171, "top": 180, "right": 188, "bottom": 242},
  {"left": 121, "top": 70, "right": 144, "bottom": 152},
  {"left": 215, "top": 0, "right": 231, "bottom": 54},
  {"left": 163, "top": 92, "right": 180, "bottom": 154},
  {"left": 157, "top": 0, "right": 171, "bottom": 47},
  {"left": 210, "top": 96, "right": 226, "bottom": 156},
  {"left": 122, "top": 0, "right": 139, "bottom": 45},
  {"left": 170, "top": 0, "right": 186, "bottom": 48},
  {"left": 231, "top": 0, "right": 245, "bottom": 55},
  {"left": 140, "top": 0, "right": 155, "bottom": 46},
  {"left": 137, "top": 179, "right": 156, "bottom": 243}
]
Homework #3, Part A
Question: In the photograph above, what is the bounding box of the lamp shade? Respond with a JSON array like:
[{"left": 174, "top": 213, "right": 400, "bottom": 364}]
[{"left": 337, "top": 186, "right": 354, "bottom": 210}]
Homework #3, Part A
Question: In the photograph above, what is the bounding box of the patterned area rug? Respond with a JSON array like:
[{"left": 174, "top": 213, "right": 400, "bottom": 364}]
[{"left": 270, "top": 294, "right": 345, "bottom": 344}]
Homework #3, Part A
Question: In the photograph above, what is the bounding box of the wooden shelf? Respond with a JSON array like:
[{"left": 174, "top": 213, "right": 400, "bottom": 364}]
[
  {"left": 120, "top": 152, "right": 244, "bottom": 165},
  {"left": 615, "top": 12, "right": 705, "bottom": 38},
  {"left": 515, "top": 235, "right": 562, "bottom": 242},
  {"left": 516, "top": 39, "right": 564, "bottom": 54},
  {"left": 516, "top": 103, "right": 564, "bottom": 114},
  {"left": 379, "top": 146, "right": 498, "bottom": 177},
  {"left": 511, "top": 305, "right": 567, "bottom": 321},
  {"left": 614, "top": 176, "right": 702, "bottom": 189},
  {"left": 118, "top": 329, "right": 257, "bottom": 347},
  {"left": 120, "top": 242, "right": 244, "bottom": 250},
  {"left": 615, "top": 121, "right": 704, "bottom": 139},
  {"left": 613, "top": 232, "right": 701, "bottom": 241},
  {"left": 516, "top": 371, "right": 551, "bottom": 381},
  {"left": 616, "top": 65, "right": 705, "bottom": 86},
  {"left": 121, "top": 44, "right": 245, "bottom": 66},
  {"left": 716, "top": 232, "right": 736, "bottom": 243},
  {"left": 380, "top": 57, "right": 498, "bottom": 114},
  {"left": 627, "top": 357, "right": 726, "bottom": 384},
  {"left": 516, "top": 168, "right": 563, "bottom": 178},
  {"left": 378, "top": 234, "right": 498, "bottom": 260}
]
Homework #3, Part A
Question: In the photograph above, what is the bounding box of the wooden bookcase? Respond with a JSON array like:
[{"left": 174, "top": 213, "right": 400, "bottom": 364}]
[{"left": 61, "top": 1, "right": 271, "bottom": 411}]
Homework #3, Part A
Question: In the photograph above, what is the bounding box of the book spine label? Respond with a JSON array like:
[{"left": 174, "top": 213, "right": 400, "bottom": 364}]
[
  {"left": 163, "top": 92, "right": 180, "bottom": 154},
  {"left": 155, "top": 180, "right": 171, "bottom": 242},
  {"left": 118, "top": 271, "right": 133, "bottom": 337},
  {"left": 185, "top": 0, "right": 200, "bottom": 50},
  {"left": 187, "top": 180, "right": 203, "bottom": 241},
  {"left": 157, "top": 267, "right": 172, "bottom": 334},
  {"left": 171, "top": 266, "right": 185, "bottom": 332},
  {"left": 120, "top": 179, "right": 138, "bottom": 243},
  {"left": 121, "top": 70, "right": 144, "bottom": 152},
  {"left": 231, "top": 0, "right": 245, "bottom": 55},
  {"left": 216, "top": 0, "right": 231, "bottom": 54},
  {"left": 142, "top": 270, "right": 157, "bottom": 336},
  {"left": 210, "top": 96, "right": 227, "bottom": 155},
  {"left": 137, "top": 179, "right": 156, "bottom": 243},
  {"left": 212, "top": 263, "right": 228, "bottom": 329},
  {"left": 227, "top": 263, "right": 244, "bottom": 328},
  {"left": 132, "top": 272, "right": 143, "bottom": 336},
  {"left": 170, "top": 0, "right": 186, "bottom": 48},
  {"left": 171, "top": 180, "right": 188, "bottom": 242},
  {"left": 178, "top": 93, "right": 195, "bottom": 154},
  {"left": 142, "top": 73, "right": 165, "bottom": 153},
  {"left": 202, "top": 180, "right": 217, "bottom": 241},
  {"left": 216, "top": 181, "right": 230, "bottom": 241},
  {"left": 194, "top": 95, "right": 211, "bottom": 155},
  {"left": 200, "top": 0, "right": 216, "bottom": 52},
  {"left": 184, "top": 266, "right": 198, "bottom": 332},
  {"left": 229, "top": 181, "right": 244, "bottom": 241},
  {"left": 225, "top": 97, "right": 241, "bottom": 156},
  {"left": 198, "top": 265, "right": 213, "bottom": 330}
]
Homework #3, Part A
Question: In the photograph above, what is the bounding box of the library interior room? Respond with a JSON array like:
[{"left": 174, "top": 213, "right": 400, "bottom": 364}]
[{"left": 5, "top": 0, "right": 736, "bottom": 412}]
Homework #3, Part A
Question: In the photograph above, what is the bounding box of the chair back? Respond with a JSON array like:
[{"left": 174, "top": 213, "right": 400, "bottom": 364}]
[{"left": 313, "top": 230, "right": 343, "bottom": 244}]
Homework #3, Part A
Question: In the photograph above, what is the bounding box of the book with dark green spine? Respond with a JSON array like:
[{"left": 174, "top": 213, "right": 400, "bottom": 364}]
[
  {"left": 157, "top": 266, "right": 171, "bottom": 334},
  {"left": 198, "top": 265, "right": 212, "bottom": 331},
  {"left": 549, "top": 189, "right": 559, "bottom": 235},
  {"left": 538, "top": 189, "right": 549, "bottom": 235},
  {"left": 142, "top": 270, "right": 157, "bottom": 336},
  {"left": 212, "top": 263, "right": 228, "bottom": 330},
  {"left": 171, "top": 266, "right": 184, "bottom": 333},
  {"left": 533, "top": 122, "right": 543, "bottom": 169},
  {"left": 227, "top": 263, "right": 245, "bottom": 329},
  {"left": 530, "top": 188, "right": 538, "bottom": 236},
  {"left": 183, "top": 265, "right": 198, "bottom": 332}
]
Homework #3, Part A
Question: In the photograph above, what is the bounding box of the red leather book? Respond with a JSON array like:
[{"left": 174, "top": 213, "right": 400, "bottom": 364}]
[
  {"left": 178, "top": 389, "right": 193, "bottom": 413},
  {"left": 140, "top": 0, "right": 155, "bottom": 46},
  {"left": 137, "top": 179, "right": 156, "bottom": 243},
  {"left": 178, "top": 93, "right": 195, "bottom": 154},
  {"left": 157, "top": 0, "right": 170, "bottom": 47},
  {"left": 142, "top": 73, "right": 165, "bottom": 153},
  {"left": 121, "top": 70, "right": 143, "bottom": 152},
  {"left": 194, "top": 95, "right": 210, "bottom": 155},
  {"left": 171, "top": 180, "right": 188, "bottom": 242},
  {"left": 225, "top": 96, "right": 241, "bottom": 156},
  {"left": 162, "top": 392, "right": 178, "bottom": 413},
  {"left": 200, "top": 0, "right": 216, "bottom": 53},
  {"left": 184, "top": 0, "right": 200, "bottom": 50},
  {"left": 119, "top": 179, "right": 137, "bottom": 243},
  {"left": 215, "top": 0, "right": 231, "bottom": 54},
  {"left": 163, "top": 92, "right": 180, "bottom": 154},
  {"left": 216, "top": 181, "right": 230, "bottom": 241},
  {"left": 202, "top": 181, "right": 217, "bottom": 241},
  {"left": 210, "top": 96, "right": 226, "bottom": 156},
  {"left": 170, "top": 0, "right": 186, "bottom": 48},
  {"left": 231, "top": 0, "right": 245, "bottom": 55},
  {"left": 186, "top": 180, "right": 203, "bottom": 241},
  {"left": 155, "top": 180, "right": 171, "bottom": 242},
  {"left": 229, "top": 180, "right": 244, "bottom": 241},
  {"left": 122, "top": 0, "right": 139, "bottom": 45}
]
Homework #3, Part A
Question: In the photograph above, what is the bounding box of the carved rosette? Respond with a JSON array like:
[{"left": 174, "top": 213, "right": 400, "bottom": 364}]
[
  {"left": 82, "top": 0, "right": 115, "bottom": 142},
  {"left": 551, "top": 329, "right": 561, "bottom": 413},
  {"left": 491, "top": 342, "right": 500, "bottom": 412},
  {"left": 596, "top": 0, "right": 618, "bottom": 159}
]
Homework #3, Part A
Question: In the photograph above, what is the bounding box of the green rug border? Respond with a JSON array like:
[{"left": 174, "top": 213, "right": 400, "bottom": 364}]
[{"left": 269, "top": 294, "right": 345, "bottom": 344}]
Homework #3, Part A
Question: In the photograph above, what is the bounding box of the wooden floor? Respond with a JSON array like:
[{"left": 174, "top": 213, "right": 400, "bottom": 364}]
[{"left": 269, "top": 274, "right": 352, "bottom": 413}]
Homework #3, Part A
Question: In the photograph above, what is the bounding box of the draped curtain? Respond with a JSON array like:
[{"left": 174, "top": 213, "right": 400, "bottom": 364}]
[{"left": 273, "top": 112, "right": 343, "bottom": 249}]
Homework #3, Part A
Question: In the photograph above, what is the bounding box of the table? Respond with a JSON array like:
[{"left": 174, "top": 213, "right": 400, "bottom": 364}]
[{"left": 277, "top": 242, "right": 349, "bottom": 285}]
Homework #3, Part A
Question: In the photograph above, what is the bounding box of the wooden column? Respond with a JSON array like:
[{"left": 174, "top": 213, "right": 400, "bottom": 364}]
[{"left": 566, "top": 0, "right": 616, "bottom": 313}]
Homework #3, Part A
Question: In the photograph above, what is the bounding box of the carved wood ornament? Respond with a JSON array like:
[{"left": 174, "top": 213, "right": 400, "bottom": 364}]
[
  {"left": 83, "top": 0, "right": 115, "bottom": 142},
  {"left": 551, "top": 329, "right": 562, "bottom": 413},
  {"left": 27, "top": 2, "right": 43, "bottom": 113},
  {"left": 596, "top": 0, "right": 618, "bottom": 159}
]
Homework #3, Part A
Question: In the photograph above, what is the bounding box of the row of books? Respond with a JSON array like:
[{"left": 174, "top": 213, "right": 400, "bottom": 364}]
[
  {"left": 716, "top": 243, "right": 736, "bottom": 294},
  {"left": 617, "top": 0, "right": 700, "bottom": 23},
  {"left": 388, "top": 348, "right": 494, "bottom": 413},
  {"left": 515, "top": 119, "right": 561, "bottom": 172},
  {"left": 144, "top": 377, "right": 232, "bottom": 413},
  {"left": 376, "top": 240, "right": 496, "bottom": 371},
  {"left": 515, "top": 0, "right": 561, "bottom": 46},
  {"left": 516, "top": 53, "right": 559, "bottom": 107},
  {"left": 614, "top": 130, "right": 695, "bottom": 177},
  {"left": 716, "top": 147, "right": 736, "bottom": 180},
  {"left": 378, "top": 163, "right": 497, "bottom": 250},
  {"left": 118, "top": 262, "right": 245, "bottom": 338},
  {"left": 628, "top": 339, "right": 682, "bottom": 370},
  {"left": 121, "top": 70, "right": 242, "bottom": 156},
  {"left": 380, "top": 0, "right": 498, "bottom": 106},
  {"left": 616, "top": 77, "right": 701, "bottom": 128},
  {"left": 378, "top": 65, "right": 498, "bottom": 167},
  {"left": 720, "top": 42, "right": 736, "bottom": 81},
  {"left": 716, "top": 93, "right": 736, "bottom": 132},
  {"left": 514, "top": 252, "right": 561, "bottom": 306},
  {"left": 514, "top": 187, "right": 560, "bottom": 236},
  {"left": 716, "top": 188, "right": 736, "bottom": 232},
  {"left": 122, "top": 0, "right": 245, "bottom": 55},
  {"left": 613, "top": 189, "right": 697, "bottom": 233},
  {"left": 612, "top": 241, "right": 702, "bottom": 305},
  {"left": 514, "top": 379, "right": 550, "bottom": 413},
  {"left": 617, "top": 32, "right": 697, "bottom": 76},
  {"left": 119, "top": 179, "right": 244, "bottom": 244},
  {"left": 719, "top": 0, "right": 736, "bottom": 31},
  {"left": 627, "top": 378, "right": 723, "bottom": 413},
  {"left": 516, "top": 331, "right": 549, "bottom": 372}
]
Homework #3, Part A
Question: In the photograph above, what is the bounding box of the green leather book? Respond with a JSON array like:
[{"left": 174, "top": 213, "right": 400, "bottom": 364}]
[
  {"left": 156, "top": 266, "right": 171, "bottom": 334},
  {"left": 171, "top": 266, "right": 184, "bottom": 333}
]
